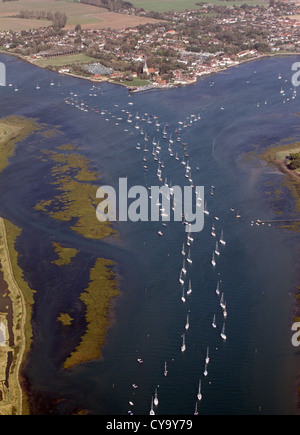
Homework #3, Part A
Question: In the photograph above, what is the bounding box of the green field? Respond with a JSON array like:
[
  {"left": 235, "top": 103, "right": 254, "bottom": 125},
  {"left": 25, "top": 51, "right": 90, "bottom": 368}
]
[
  {"left": 131, "top": 0, "right": 267, "bottom": 12},
  {"left": 35, "top": 53, "right": 99, "bottom": 67},
  {"left": 131, "top": 0, "right": 200, "bottom": 12},
  {"left": 0, "top": 0, "right": 107, "bottom": 30},
  {"left": 0, "top": 0, "right": 162, "bottom": 31},
  {"left": 119, "top": 77, "right": 150, "bottom": 87}
]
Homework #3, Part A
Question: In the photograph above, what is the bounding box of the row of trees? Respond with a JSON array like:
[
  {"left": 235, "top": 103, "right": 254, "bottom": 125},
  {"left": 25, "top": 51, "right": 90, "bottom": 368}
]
[
  {"left": 80, "top": 0, "right": 135, "bottom": 13},
  {"left": 18, "top": 10, "right": 67, "bottom": 28}
]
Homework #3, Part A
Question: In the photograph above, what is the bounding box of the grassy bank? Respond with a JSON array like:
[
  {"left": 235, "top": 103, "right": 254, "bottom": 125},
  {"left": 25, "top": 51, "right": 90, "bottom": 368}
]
[
  {"left": 260, "top": 141, "right": 300, "bottom": 217},
  {"left": 63, "top": 258, "right": 119, "bottom": 369},
  {"left": 0, "top": 218, "right": 36, "bottom": 415},
  {"left": 35, "top": 148, "right": 116, "bottom": 240},
  {"left": 0, "top": 116, "right": 40, "bottom": 173}
]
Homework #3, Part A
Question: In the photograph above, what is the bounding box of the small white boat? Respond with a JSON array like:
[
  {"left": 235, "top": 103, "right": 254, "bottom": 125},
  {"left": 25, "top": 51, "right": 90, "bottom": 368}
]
[
  {"left": 197, "top": 380, "right": 202, "bottom": 401},
  {"left": 185, "top": 313, "right": 190, "bottom": 330},
  {"left": 205, "top": 346, "right": 210, "bottom": 365},
  {"left": 215, "top": 241, "right": 220, "bottom": 256},
  {"left": 149, "top": 397, "right": 155, "bottom": 415},
  {"left": 221, "top": 323, "right": 227, "bottom": 341},
  {"left": 203, "top": 362, "right": 208, "bottom": 377},
  {"left": 212, "top": 314, "right": 216, "bottom": 328},
  {"left": 187, "top": 280, "right": 192, "bottom": 295},
  {"left": 187, "top": 249, "right": 192, "bottom": 264},
  {"left": 164, "top": 361, "right": 168, "bottom": 377},
  {"left": 220, "top": 293, "right": 225, "bottom": 310},
  {"left": 211, "top": 225, "right": 216, "bottom": 237},
  {"left": 181, "top": 243, "right": 186, "bottom": 256},
  {"left": 182, "top": 259, "right": 187, "bottom": 274},
  {"left": 181, "top": 334, "right": 186, "bottom": 352},
  {"left": 204, "top": 202, "right": 209, "bottom": 215},
  {"left": 154, "top": 389, "right": 159, "bottom": 406},
  {"left": 181, "top": 286, "right": 186, "bottom": 303},
  {"left": 220, "top": 230, "right": 226, "bottom": 246},
  {"left": 179, "top": 270, "right": 184, "bottom": 285},
  {"left": 211, "top": 252, "right": 216, "bottom": 267},
  {"left": 194, "top": 401, "right": 199, "bottom": 415},
  {"left": 223, "top": 303, "right": 227, "bottom": 318},
  {"left": 216, "top": 281, "right": 220, "bottom": 295}
]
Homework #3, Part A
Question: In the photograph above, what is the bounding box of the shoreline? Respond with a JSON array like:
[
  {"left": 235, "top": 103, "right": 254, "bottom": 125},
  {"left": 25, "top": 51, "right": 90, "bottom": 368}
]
[
  {"left": 0, "top": 218, "right": 28, "bottom": 415},
  {"left": 259, "top": 143, "right": 300, "bottom": 404},
  {"left": 1, "top": 49, "right": 299, "bottom": 92}
]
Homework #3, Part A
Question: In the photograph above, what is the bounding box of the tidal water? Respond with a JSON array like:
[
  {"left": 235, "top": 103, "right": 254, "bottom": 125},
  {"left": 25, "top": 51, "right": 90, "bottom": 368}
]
[{"left": 0, "top": 53, "right": 300, "bottom": 415}]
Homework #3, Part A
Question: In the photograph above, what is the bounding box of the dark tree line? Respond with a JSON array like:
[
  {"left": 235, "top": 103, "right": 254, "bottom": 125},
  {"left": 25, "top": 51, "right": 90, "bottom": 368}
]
[
  {"left": 80, "top": 0, "right": 134, "bottom": 13},
  {"left": 288, "top": 153, "right": 300, "bottom": 171},
  {"left": 17, "top": 10, "right": 67, "bottom": 28}
]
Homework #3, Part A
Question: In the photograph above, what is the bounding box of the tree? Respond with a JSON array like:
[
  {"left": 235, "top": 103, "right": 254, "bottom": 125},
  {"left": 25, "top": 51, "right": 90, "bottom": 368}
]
[
  {"left": 53, "top": 11, "right": 67, "bottom": 29},
  {"left": 75, "top": 24, "right": 82, "bottom": 34},
  {"left": 289, "top": 152, "right": 300, "bottom": 170}
]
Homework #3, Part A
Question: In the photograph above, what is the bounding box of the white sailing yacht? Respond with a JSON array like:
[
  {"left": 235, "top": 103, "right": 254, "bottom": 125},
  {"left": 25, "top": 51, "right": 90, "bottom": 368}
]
[
  {"left": 149, "top": 397, "right": 155, "bottom": 415},
  {"left": 204, "top": 202, "right": 209, "bottom": 215},
  {"left": 181, "top": 334, "right": 186, "bottom": 352},
  {"left": 181, "top": 286, "right": 186, "bottom": 303},
  {"left": 211, "top": 252, "right": 216, "bottom": 267},
  {"left": 212, "top": 314, "right": 216, "bottom": 329},
  {"left": 182, "top": 259, "right": 187, "bottom": 274},
  {"left": 181, "top": 243, "right": 186, "bottom": 256},
  {"left": 194, "top": 402, "right": 199, "bottom": 415},
  {"left": 203, "top": 362, "right": 208, "bottom": 377},
  {"left": 220, "top": 293, "right": 225, "bottom": 310},
  {"left": 187, "top": 249, "right": 192, "bottom": 264},
  {"left": 220, "top": 230, "right": 226, "bottom": 246},
  {"left": 211, "top": 225, "right": 216, "bottom": 237},
  {"left": 221, "top": 323, "right": 227, "bottom": 340},
  {"left": 185, "top": 313, "right": 190, "bottom": 330},
  {"left": 154, "top": 389, "right": 159, "bottom": 406},
  {"left": 187, "top": 231, "right": 193, "bottom": 244},
  {"left": 216, "top": 281, "right": 220, "bottom": 295},
  {"left": 179, "top": 270, "right": 184, "bottom": 285},
  {"left": 223, "top": 302, "right": 227, "bottom": 318},
  {"left": 164, "top": 361, "right": 168, "bottom": 377},
  {"left": 215, "top": 241, "right": 220, "bottom": 256},
  {"left": 205, "top": 346, "right": 210, "bottom": 365},
  {"left": 197, "top": 380, "right": 202, "bottom": 401},
  {"left": 187, "top": 280, "right": 192, "bottom": 295}
]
